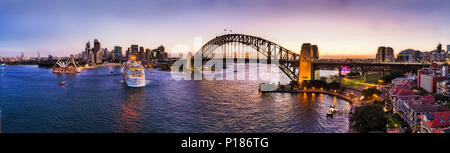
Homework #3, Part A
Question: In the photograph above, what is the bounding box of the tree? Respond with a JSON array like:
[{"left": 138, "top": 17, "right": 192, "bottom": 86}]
[
  {"left": 382, "top": 71, "right": 405, "bottom": 83},
  {"left": 347, "top": 71, "right": 359, "bottom": 77},
  {"left": 350, "top": 104, "right": 387, "bottom": 133},
  {"left": 361, "top": 87, "right": 381, "bottom": 99},
  {"left": 433, "top": 93, "right": 449, "bottom": 104}
]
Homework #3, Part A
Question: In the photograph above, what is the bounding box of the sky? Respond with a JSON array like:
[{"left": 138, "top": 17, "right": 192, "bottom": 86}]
[{"left": 0, "top": 0, "right": 449, "bottom": 58}]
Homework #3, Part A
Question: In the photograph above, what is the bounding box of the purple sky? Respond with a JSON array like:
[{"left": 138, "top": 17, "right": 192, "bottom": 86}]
[{"left": 0, "top": 0, "right": 449, "bottom": 57}]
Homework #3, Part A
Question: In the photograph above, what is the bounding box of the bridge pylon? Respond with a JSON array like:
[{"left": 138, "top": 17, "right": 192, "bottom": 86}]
[{"left": 298, "top": 43, "right": 318, "bottom": 86}]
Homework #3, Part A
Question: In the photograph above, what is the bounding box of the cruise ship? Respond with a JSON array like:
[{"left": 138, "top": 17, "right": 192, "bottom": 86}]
[{"left": 123, "top": 60, "right": 146, "bottom": 87}]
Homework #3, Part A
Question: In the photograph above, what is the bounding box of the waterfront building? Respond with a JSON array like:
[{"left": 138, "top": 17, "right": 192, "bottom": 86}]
[
  {"left": 114, "top": 46, "right": 122, "bottom": 62},
  {"left": 125, "top": 47, "right": 131, "bottom": 60},
  {"left": 397, "top": 49, "right": 422, "bottom": 63},
  {"left": 103, "top": 48, "right": 109, "bottom": 61},
  {"left": 419, "top": 111, "right": 450, "bottom": 133},
  {"left": 145, "top": 48, "right": 151, "bottom": 61},
  {"left": 37, "top": 51, "right": 41, "bottom": 62},
  {"left": 91, "top": 39, "right": 103, "bottom": 64},
  {"left": 88, "top": 51, "right": 95, "bottom": 65},
  {"left": 85, "top": 41, "right": 91, "bottom": 56},
  {"left": 95, "top": 48, "right": 103, "bottom": 64},
  {"left": 20, "top": 52, "right": 25, "bottom": 60},
  {"left": 94, "top": 39, "right": 101, "bottom": 53},
  {"left": 147, "top": 45, "right": 167, "bottom": 61},
  {"left": 376, "top": 46, "right": 395, "bottom": 62},
  {"left": 131, "top": 45, "right": 139, "bottom": 55}
]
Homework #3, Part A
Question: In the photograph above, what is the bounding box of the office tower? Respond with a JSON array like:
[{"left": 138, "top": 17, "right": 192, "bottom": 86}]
[
  {"left": 311, "top": 45, "right": 319, "bottom": 62},
  {"left": 114, "top": 46, "right": 122, "bottom": 62},
  {"left": 94, "top": 39, "right": 101, "bottom": 53},
  {"left": 37, "top": 51, "right": 41, "bottom": 61},
  {"left": 139, "top": 46, "right": 144, "bottom": 60},
  {"left": 376, "top": 46, "right": 395, "bottom": 62},
  {"left": 145, "top": 48, "right": 151, "bottom": 61},
  {"left": 386, "top": 47, "right": 395, "bottom": 62},
  {"left": 131, "top": 45, "right": 139, "bottom": 55},
  {"left": 92, "top": 39, "right": 102, "bottom": 63}
]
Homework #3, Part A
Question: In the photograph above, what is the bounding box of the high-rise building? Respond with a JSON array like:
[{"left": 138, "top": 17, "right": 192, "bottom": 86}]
[
  {"left": 114, "top": 46, "right": 122, "bottom": 62},
  {"left": 376, "top": 46, "right": 395, "bottom": 62},
  {"left": 37, "top": 51, "right": 41, "bottom": 61},
  {"left": 92, "top": 39, "right": 102, "bottom": 64},
  {"left": 145, "top": 48, "right": 151, "bottom": 61},
  {"left": 397, "top": 49, "right": 422, "bottom": 63},
  {"left": 139, "top": 47, "right": 145, "bottom": 60},
  {"left": 437, "top": 44, "right": 442, "bottom": 52},
  {"left": 96, "top": 48, "right": 103, "bottom": 64},
  {"left": 131, "top": 45, "right": 139, "bottom": 55},
  {"left": 94, "top": 39, "right": 101, "bottom": 53},
  {"left": 311, "top": 45, "right": 319, "bottom": 62}
]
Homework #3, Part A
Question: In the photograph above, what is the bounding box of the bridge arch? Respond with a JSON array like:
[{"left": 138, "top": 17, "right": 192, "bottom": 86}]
[{"left": 197, "top": 34, "right": 303, "bottom": 82}]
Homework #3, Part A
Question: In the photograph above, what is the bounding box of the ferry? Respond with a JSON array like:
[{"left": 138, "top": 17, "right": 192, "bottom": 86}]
[
  {"left": 326, "top": 105, "right": 335, "bottom": 116},
  {"left": 123, "top": 60, "right": 146, "bottom": 87}
]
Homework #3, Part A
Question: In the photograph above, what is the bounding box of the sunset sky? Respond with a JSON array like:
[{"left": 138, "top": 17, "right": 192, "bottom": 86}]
[{"left": 0, "top": 0, "right": 449, "bottom": 57}]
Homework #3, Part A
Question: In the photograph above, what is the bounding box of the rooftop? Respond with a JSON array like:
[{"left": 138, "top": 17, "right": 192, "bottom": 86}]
[
  {"left": 419, "top": 111, "right": 450, "bottom": 129},
  {"left": 409, "top": 103, "right": 449, "bottom": 113}
]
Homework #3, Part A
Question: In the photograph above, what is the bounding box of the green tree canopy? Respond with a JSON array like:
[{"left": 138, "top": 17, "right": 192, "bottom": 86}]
[{"left": 350, "top": 104, "right": 387, "bottom": 133}]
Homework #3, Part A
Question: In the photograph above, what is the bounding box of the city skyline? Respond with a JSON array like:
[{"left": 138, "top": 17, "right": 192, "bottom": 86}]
[{"left": 1, "top": 0, "right": 450, "bottom": 57}]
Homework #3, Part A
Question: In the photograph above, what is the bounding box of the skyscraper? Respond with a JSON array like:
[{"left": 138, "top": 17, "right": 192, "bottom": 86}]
[
  {"left": 85, "top": 41, "right": 91, "bottom": 61},
  {"left": 376, "top": 47, "right": 386, "bottom": 62},
  {"left": 93, "top": 39, "right": 102, "bottom": 64},
  {"left": 376, "top": 46, "right": 394, "bottom": 62},
  {"left": 94, "top": 39, "right": 101, "bottom": 53},
  {"left": 437, "top": 43, "right": 442, "bottom": 52},
  {"left": 139, "top": 46, "right": 144, "bottom": 60},
  {"left": 131, "top": 45, "right": 139, "bottom": 55},
  {"left": 311, "top": 45, "right": 319, "bottom": 62},
  {"left": 20, "top": 52, "right": 24, "bottom": 60},
  {"left": 114, "top": 46, "right": 122, "bottom": 62}
]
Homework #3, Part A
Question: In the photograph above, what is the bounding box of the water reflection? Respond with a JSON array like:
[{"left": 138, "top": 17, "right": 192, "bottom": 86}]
[
  {"left": 115, "top": 85, "right": 147, "bottom": 132},
  {"left": 1, "top": 65, "right": 350, "bottom": 133}
]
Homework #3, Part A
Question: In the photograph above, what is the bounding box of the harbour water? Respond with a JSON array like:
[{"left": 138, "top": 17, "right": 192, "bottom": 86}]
[{"left": 0, "top": 64, "right": 350, "bottom": 133}]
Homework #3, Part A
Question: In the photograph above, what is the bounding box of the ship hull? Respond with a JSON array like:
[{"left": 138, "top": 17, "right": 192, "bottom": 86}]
[{"left": 125, "top": 77, "right": 146, "bottom": 87}]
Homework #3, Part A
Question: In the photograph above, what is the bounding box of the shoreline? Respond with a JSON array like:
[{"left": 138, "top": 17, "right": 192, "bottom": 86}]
[{"left": 261, "top": 88, "right": 359, "bottom": 133}]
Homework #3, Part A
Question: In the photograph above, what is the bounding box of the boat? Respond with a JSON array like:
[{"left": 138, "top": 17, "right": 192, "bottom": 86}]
[
  {"left": 0, "top": 63, "right": 6, "bottom": 67},
  {"left": 123, "top": 59, "right": 146, "bottom": 87},
  {"left": 326, "top": 105, "right": 335, "bottom": 116},
  {"left": 58, "top": 81, "right": 66, "bottom": 85}
]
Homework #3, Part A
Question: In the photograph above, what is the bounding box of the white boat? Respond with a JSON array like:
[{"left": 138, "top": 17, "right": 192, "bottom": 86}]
[
  {"left": 0, "top": 63, "right": 6, "bottom": 67},
  {"left": 327, "top": 105, "right": 335, "bottom": 116},
  {"left": 123, "top": 60, "right": 146, "bottom": 87}
]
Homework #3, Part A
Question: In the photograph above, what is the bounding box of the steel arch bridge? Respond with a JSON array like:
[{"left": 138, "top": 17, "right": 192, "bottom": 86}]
[{"left": 197, "top": 34, "right": 301, "bottom": 82}]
